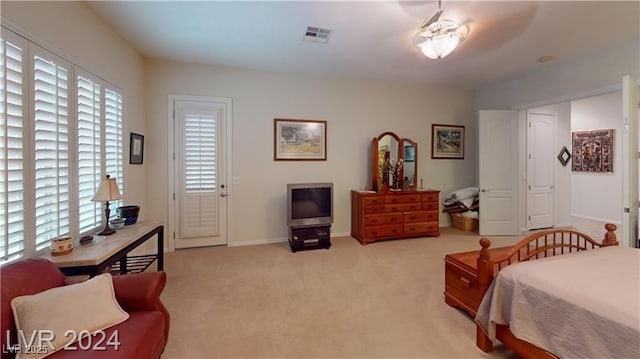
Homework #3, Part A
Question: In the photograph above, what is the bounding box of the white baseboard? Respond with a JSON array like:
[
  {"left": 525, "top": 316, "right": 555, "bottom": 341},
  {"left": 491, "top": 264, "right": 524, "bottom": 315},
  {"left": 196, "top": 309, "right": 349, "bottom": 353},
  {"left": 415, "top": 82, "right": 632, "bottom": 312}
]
[{"left": 570, "top": 214, "right": 622, "bottom": 225}]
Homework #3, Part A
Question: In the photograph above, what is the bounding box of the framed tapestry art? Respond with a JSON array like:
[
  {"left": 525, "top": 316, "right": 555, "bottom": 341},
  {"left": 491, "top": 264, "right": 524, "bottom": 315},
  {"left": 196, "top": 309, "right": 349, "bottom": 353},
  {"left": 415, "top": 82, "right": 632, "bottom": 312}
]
[
  {"left": 431, "top": 124, "right": 464, "bottom": 159},
  {"left": 571, "top": 129, "right": 614, "bottom": 172},
  {"left": 274, "top": 119, "right": 327, "bottom": 161}
]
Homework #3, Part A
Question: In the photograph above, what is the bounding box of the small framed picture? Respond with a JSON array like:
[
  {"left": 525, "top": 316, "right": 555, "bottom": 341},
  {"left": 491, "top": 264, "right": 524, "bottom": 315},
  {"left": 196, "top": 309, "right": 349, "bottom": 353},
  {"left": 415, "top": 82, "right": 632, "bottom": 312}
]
[
  {"left": 431, "top": 124, "right": 464, "bottom": 159},
  {"left": 130, "top": 132, "right": 144, "bottom": 164},
  {"left": 274, "top": 119, "right": 327, "bottom": 161}
]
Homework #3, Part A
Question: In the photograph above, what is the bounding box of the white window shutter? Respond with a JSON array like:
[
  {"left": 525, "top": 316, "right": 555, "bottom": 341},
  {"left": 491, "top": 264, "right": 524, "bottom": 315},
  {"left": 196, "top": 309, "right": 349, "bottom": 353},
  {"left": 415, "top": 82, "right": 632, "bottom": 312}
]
[
  {"left": 76, "top": 74, "right": 101, "bottom": 233},
  {"left": 181, "top": 111, "right": 218, "bottom": 238},
  {"left": 105, "top": 87, "right": 123, "bottom": 216},
  {"left": 33, "top": 49, "right": 70, "bottom": 249},
  {"left": 0, "top": 34, "right": 26, "bottom": 262}
]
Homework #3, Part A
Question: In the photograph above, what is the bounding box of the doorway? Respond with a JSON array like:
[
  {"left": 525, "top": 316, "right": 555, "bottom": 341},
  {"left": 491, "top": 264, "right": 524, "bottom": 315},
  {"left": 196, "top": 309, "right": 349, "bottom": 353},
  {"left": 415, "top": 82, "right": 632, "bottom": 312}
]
[{"left": 168, "top": 96, "right": 232, "bottom": 249}]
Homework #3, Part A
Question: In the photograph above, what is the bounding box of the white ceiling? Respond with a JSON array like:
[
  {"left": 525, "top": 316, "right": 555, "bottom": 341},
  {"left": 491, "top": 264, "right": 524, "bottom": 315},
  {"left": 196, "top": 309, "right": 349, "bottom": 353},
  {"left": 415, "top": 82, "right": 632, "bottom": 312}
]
[{"left": 87, "top": 1, "right": 640, "bottom": 90}]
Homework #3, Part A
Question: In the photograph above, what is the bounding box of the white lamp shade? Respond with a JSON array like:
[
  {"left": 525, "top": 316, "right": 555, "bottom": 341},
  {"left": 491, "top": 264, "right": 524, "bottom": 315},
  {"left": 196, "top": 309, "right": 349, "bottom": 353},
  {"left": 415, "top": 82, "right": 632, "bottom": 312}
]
[
  {"left": 92, "top": 176, "right": 123, "bottom": 202},
  {"left": 420, "top": 34, "right": 461, "bottom": 59}
]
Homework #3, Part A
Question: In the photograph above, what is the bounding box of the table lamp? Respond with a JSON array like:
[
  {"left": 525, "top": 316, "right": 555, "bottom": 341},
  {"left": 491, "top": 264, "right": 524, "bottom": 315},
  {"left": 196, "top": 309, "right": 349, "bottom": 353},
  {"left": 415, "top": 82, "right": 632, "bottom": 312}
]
[{"left": 92, "top": 174, "right": 123, "bottom": 235}]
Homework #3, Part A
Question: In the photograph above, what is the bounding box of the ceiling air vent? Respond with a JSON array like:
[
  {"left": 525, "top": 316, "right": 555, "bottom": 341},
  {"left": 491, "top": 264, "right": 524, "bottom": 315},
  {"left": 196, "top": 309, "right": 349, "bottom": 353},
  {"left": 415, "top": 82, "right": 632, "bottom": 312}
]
[{"left": 303, "top": 26, "right": 332, "bottom": 44}]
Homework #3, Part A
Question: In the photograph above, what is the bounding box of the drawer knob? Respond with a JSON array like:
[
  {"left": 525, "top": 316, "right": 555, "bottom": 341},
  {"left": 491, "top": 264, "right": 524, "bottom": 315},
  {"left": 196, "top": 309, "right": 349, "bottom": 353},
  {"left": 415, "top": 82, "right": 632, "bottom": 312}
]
[{"left": 460, "top": 277, "right": 471, "bottom": 287}]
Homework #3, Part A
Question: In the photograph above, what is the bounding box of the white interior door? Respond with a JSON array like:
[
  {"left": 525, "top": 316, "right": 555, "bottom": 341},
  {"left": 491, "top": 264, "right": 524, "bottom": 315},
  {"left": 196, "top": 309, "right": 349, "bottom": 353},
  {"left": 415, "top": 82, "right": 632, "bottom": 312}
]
[
  {"left": 527, "top": 112, "right": 555, "bottom": 230},
  {"left": 479, "top": 110, "right": 520, "bottom": 235},
  {"left": 622, "top": 75, "right": 639, "bottom": 248},
  {"left": 173, "top": 99, "right": 228, "bottom": 249}
]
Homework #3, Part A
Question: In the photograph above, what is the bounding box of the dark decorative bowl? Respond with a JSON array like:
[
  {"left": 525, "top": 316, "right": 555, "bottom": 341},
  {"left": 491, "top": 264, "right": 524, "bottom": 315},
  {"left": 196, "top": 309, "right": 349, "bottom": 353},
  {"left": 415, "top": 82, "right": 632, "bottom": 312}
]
[{"left": 117, "top": 205, "right": 140, "bottom": 225}]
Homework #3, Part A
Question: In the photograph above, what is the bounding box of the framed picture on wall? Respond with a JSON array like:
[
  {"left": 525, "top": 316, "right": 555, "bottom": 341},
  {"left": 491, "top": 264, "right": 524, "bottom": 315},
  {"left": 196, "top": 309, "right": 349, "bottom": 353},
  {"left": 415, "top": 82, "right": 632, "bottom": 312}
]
[
  {"left": 274, "top": 118, "right": 327, "bottom": 161},
  {"left": 130, "top": 132, "right": 144, "bottom": 164},
  {"left": 431, "top": 124, "right": 464, "bottom": 159}
]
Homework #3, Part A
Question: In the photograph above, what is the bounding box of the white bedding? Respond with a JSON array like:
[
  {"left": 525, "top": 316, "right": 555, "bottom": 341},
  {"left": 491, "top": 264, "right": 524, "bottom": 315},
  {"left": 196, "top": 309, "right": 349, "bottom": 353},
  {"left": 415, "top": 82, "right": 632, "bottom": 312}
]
[{"left": 475, "top": 246, "right": 640, "bottom": 359}]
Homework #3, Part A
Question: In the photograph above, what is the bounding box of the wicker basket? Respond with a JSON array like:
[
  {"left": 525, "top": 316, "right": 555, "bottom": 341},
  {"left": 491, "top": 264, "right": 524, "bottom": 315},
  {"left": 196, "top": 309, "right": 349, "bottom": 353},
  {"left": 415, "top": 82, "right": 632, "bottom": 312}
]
[{"left": 451, "top": 212, "right": 479, "bottom": 233}]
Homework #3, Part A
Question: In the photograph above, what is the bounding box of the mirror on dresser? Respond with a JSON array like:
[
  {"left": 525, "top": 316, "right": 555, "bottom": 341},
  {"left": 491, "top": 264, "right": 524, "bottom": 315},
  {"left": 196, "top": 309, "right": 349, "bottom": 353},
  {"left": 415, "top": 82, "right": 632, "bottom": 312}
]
[
  {"left": 401, "top": 138, "right": 417, "bottom": 189},
  {"left": 371, "top": 132, "right": 417, "bottom": 191}
]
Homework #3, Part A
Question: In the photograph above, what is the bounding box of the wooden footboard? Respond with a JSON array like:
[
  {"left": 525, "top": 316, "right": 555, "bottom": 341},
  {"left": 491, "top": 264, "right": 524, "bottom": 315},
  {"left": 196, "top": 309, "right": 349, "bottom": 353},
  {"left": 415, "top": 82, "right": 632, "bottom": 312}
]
[{"left": 475, "top": 223, "right": 618, "bottom": 357}]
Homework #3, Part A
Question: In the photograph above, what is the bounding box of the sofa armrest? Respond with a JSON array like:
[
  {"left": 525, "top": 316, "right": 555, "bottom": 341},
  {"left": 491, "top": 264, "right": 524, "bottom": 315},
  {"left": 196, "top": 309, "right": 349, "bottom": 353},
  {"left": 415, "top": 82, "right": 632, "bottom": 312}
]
[
  {"left": 112, "top": 271, "right": 170, "bottom": 345},
  {"left": 112, "top": 271, "right": 166, "bottom": 312}
]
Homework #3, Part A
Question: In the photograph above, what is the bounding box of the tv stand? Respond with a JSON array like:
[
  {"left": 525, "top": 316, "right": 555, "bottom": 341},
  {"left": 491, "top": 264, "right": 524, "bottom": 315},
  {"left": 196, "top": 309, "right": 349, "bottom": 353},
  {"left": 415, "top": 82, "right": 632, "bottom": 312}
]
[{"left": 288, "top": 225, "right": 331, "bottom": 252}]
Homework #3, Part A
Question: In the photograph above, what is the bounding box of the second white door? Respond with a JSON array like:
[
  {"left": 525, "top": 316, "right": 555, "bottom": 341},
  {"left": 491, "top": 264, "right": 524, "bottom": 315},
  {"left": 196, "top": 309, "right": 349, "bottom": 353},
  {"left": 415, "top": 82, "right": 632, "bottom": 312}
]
[{"left": 527, "top": 112, "right": 555, "bottom": 230}]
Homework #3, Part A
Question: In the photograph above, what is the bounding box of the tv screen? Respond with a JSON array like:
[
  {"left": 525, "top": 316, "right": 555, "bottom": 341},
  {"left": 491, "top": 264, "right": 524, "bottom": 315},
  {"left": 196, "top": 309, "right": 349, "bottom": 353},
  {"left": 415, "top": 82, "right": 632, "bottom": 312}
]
[{"left": 287, "top": 183, "right": 333, "bottom": 227}]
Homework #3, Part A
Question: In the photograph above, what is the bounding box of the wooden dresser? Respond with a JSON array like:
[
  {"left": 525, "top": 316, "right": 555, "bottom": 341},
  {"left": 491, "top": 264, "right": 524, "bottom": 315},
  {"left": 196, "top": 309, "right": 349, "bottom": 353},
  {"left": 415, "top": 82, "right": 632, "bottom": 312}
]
[
  {"left": 350, "top": 189, "right": 440, "bottom": 245},
  {"left": 444, "top": 246, "right": 512, "bottom": 317}
]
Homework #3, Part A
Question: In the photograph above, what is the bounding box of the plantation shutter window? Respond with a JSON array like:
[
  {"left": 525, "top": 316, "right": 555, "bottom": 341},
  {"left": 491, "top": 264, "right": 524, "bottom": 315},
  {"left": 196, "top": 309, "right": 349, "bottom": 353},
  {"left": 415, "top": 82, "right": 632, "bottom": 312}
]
[
  {"left": 0, "top": 34, "right": 26, "bottom": 262},
  {"left": 76, "top": 74, "right": 102, "bottom": 233},
  {"left": 181, "top": 109, "right": 218, "bottom": 238},
  {"left": 0, "top": 26, "right": 125, "bottom": 264},
  {"left": 104, "top": 88, "right": 123, "bottom": 216},
  {"left": 33, "top": 48, "right": 71, "bottom": 250}
]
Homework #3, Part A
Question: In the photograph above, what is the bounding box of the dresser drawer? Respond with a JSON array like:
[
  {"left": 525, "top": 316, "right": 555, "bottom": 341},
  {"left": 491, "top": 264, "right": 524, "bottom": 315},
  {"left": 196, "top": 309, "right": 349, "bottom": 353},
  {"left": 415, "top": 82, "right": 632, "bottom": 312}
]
[
  {"left": 403, "top": 210, "right": 438, "bottom": 223},
  {"left": 364, "top": 213, "right": 402, "bottom": 226},
  {"left": 444, "top": 260, "right": 483, "bottom": 316},
  {"left": 422, "top": 192, "right": 439, "bottom": 202},
  {"left": 363, "top": 205, "right": 385, "bottom": 214},
  {"left": 364, "top": 225, "right": 403, "bottom": 239},
  {"left": 363, "top": 196, "right": 384, "bottom": 206},
  {"left": 422, "top": 201, "right": 438, "bottom": 211},
  {"left": 403, "top": 222, "right": 439, "bottom": 234},
  {"left": 385, "top": 203, "right": 421, "bottom": 212},
  {"left": 385, "top": 194, "right": 421, "bottom": 204}
]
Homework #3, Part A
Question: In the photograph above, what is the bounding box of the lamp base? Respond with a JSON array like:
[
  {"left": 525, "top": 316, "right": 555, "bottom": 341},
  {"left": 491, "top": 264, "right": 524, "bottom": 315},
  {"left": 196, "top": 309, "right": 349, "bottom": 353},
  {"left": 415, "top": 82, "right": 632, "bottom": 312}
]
[
  {"left": 98, "top": 201, "right": 116, "bottom": 236},
  {"left": 98, "top": 225, "right": 116, "bottom": 236}
]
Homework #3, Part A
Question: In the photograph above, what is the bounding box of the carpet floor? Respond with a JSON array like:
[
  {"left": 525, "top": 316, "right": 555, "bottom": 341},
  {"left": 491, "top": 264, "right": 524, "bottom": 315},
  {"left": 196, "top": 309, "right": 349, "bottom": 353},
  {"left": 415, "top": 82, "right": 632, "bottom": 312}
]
[{"left": 159, "top": 227, "right": 538, "bottom": 358}]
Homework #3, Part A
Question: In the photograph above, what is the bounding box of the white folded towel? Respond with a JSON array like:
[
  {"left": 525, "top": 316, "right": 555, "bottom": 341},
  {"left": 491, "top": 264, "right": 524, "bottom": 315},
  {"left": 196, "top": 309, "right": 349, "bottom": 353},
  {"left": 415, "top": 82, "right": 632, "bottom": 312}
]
[{"left": 443, "top": 187, "right": 479, "bottom": 205}]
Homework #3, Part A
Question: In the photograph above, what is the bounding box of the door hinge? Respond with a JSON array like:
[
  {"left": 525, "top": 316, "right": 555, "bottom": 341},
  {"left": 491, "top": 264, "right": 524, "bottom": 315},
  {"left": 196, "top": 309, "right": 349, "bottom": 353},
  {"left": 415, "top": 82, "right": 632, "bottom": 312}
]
[
  {"left": 173, "top": 232, "right": 176, "bottom": 239},
  {"left": 528, "top": 154, "right": 531, "bottom": 159},
  {"left": 528, "top": 122, "right": 531, "bottom": 128},
  {"left": 528, "top": 185, "right": 531, "bottom": 190},
  {"left": 528, "top": 215, "right": 531, "bottom": 221},
  {"left": 173, "top": 193, "right": 175, "bottom": 200}
]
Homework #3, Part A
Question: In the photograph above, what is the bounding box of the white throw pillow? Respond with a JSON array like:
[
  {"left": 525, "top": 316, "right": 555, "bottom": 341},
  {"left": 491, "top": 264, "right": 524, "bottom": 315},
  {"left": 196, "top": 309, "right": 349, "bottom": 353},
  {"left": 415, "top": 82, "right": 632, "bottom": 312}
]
[{"left": 10, "top": 273, "right": 129, "bottom": 359}]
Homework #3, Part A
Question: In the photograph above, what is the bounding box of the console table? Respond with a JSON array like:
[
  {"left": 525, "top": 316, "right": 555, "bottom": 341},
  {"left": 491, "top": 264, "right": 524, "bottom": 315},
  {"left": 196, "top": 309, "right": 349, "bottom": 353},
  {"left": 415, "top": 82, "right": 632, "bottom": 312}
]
[{"left": 41, "top": 221, "right": 164, "bottom": 277}]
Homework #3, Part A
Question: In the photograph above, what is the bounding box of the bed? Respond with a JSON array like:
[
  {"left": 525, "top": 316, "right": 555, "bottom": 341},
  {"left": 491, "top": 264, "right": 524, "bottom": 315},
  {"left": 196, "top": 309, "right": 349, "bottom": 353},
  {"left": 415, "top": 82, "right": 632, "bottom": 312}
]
[{"left": 472, "top": 224, "right": 640, "bottom": 358}]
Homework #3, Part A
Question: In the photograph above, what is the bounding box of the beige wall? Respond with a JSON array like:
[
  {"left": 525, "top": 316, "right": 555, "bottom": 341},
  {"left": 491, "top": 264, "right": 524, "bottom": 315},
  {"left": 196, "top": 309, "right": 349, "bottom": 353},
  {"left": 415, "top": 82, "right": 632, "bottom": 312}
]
[
  {"left": 145, "top": 60, "right": 476, "bottom": 245},
  {"left": 3, "top": 0, "right": 477, "bottom": 248},
  {"left": 1, "top": 1, "right": 148, "bottom": 213}
]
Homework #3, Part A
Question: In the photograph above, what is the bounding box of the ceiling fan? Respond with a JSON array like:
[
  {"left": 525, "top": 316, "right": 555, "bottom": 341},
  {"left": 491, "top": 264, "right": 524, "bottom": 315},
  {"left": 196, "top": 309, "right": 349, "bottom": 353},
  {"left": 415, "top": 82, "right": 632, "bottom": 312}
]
[{"left": 413, "top": 0, "right": 469, "bottom": 59}]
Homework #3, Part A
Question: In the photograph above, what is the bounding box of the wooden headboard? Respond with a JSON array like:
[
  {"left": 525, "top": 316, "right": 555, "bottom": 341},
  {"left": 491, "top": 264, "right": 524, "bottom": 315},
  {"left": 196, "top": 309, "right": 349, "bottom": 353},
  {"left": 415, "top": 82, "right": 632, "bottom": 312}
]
[{"left": 476, "top": 224, "right": 618, "bottom": 291}]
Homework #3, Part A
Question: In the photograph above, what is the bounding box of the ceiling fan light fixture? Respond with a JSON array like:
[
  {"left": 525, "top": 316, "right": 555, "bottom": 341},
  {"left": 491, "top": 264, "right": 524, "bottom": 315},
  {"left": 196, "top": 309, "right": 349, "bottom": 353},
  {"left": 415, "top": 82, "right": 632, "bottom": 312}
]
[
  {"left": 414, "top": 17, "right": 468, "bottom": 59},
  {"left": 419, "top": 33, "right": 461, "bottom": 59}
]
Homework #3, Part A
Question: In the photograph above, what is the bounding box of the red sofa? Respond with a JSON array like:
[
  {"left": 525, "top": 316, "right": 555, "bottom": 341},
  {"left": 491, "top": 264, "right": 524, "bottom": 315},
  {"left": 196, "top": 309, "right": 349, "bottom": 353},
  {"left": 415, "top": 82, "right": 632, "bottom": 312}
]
[{"left": 1, "top": 258, "right": 170, "bottom": 359}]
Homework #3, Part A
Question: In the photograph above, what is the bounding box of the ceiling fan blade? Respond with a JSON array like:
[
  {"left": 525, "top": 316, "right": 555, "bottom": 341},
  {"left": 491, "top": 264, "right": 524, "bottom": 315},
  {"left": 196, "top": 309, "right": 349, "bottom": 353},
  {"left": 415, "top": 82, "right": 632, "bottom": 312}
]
[{"left": 420, "top": 9, "right": 443, "bottom": 29}]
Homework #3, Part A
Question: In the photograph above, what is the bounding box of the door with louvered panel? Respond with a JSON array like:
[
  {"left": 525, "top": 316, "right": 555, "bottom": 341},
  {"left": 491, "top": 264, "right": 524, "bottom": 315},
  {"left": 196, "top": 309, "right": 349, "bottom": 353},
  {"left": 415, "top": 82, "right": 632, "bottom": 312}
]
[{"left": 174, "top": 100, "right": 227, "bottom": 248}]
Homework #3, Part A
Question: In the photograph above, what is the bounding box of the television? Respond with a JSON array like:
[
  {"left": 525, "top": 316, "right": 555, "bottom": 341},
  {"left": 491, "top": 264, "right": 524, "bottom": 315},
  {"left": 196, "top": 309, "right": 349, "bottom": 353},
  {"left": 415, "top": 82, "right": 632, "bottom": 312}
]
[{"left": 287, "top": 182, "right": 333, "bottom": 227}]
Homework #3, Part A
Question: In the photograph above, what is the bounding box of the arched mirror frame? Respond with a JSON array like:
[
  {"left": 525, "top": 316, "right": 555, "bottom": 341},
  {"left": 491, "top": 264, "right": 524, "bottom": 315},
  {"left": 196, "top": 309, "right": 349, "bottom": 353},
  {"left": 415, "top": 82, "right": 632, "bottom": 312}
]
[{"left": 371, "top": 132, "right": 417, "bottom": 191}]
